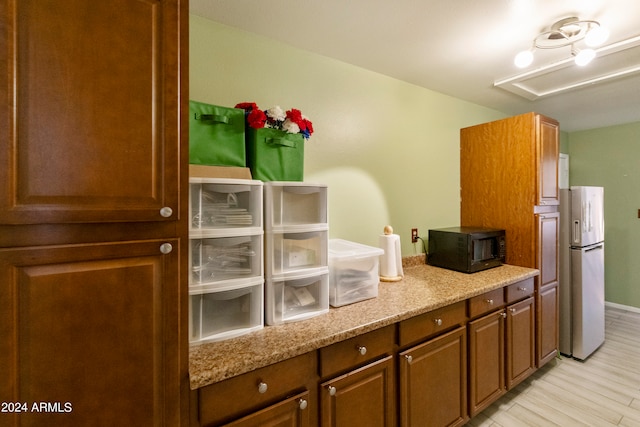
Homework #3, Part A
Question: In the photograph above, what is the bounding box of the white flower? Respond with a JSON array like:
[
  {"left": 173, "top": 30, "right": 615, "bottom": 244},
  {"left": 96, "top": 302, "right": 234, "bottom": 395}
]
[
  {"left": 282, "top": 118, "right": 300, "bottom": 134},
  {"left": 265, "top": 106, "right": 286, "bottom": 122}
]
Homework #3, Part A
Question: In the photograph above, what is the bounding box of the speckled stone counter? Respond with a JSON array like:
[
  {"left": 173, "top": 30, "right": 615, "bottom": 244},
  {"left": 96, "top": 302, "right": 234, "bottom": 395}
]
[{"left": 189, "top": 256, "right": 538, "bottom": 389}]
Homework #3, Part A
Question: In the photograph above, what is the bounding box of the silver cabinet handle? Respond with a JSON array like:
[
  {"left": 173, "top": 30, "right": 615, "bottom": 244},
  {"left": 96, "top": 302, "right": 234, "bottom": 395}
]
[
  {"left": 159, "top": 243, "right": 173, "bottom": 254},
  {"left": 298, "top": 399, "right": 308, "bottom": 410},
  {"left": 160, "top": 207, "right": 173, "bottom": 218},
  {"left": 405, "top": 354, "right": 413, "bottom": 363},
  {"left": 258, "top": 382, "right": 268, "bottom": 394},
  {"left": 327, "top": 385, "right": 336, "bottom": 396},
  {"left": 357, "top": 346, "right": 367, "bottom": 355},
  {"left": 434, "top": 318, "right": 443, "bottom": 326}
]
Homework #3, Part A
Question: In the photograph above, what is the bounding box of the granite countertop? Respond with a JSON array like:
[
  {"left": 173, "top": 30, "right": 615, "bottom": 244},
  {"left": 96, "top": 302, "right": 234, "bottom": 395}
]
[{"left": 189, "top": 256, "right": 538, "bottom": 390}]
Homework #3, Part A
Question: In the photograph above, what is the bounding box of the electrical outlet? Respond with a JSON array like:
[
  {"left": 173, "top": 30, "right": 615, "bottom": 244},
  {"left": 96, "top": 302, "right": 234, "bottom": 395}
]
[{"left": 411, "top": 228, "right": 418, "bottom": 243}]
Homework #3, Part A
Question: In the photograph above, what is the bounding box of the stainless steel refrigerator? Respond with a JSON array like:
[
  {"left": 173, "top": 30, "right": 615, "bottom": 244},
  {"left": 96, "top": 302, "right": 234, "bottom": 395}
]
[{"left": 559, "top": 186, "right": 605, "bottom": 360}]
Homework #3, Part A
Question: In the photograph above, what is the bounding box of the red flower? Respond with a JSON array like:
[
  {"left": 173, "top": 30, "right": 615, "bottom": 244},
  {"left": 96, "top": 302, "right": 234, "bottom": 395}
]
[
  {"left": 286, "top": 108, "right": 303, "bottom": 125},
  {"left": 247, "top": 109, "right": 266, "bottom": 129},
  {"left": 302, "top": 118, "right": 314, "bottom": 135},
  {"left": 235, "top": 102, "right": 259, "bottom": 112}
]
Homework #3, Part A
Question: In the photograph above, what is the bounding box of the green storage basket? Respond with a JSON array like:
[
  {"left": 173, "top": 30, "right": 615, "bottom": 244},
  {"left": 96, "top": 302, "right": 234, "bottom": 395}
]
[
  {"left": 246, "top": 128, "right": 304, "bottom": 182},
  {"left": 189, "top": 101, "right": 246, "bottom": 167}
]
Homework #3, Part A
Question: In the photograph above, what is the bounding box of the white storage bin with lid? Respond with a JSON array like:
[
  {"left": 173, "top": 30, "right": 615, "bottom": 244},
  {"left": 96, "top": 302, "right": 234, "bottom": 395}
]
[
  {"left": 190, "top": 234, "right": 263, "bottom": 287},
  {"left": 328, "top": 239, "right": 384, "bottom": 307},
  {"left": 265, "top": 227, "right": 328, "bottom": 276},
  {"left": 189, "top": 278, "right": 264, "bottom": 344},
  {"left": 190, "top": 178, "right": 263, "bottom": 236},
  {"left": 264, "top": 182, "right": 327, "bottom": 230},
  {"left": 265, "top": 269, "right": 329, "bottom": 325}
]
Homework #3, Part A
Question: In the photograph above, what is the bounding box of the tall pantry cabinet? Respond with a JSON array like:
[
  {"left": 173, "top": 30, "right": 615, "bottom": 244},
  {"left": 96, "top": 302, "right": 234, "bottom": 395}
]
[
  {"left": 460, "top": 112, "right": 560, "bottom": 368},
  {"left": 0, "top": 1, "right": 189, "bottom": 426}
]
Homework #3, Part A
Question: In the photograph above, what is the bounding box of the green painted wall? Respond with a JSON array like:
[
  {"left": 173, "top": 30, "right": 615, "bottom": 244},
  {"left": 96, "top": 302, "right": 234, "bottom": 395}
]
[
  {"left": 568, "top": 122, "right": 640, "bottom": 308},
  {"left": 190, "top": 15, "right": 505, "bottom": 256},
  {"left": 190, "top": 15, "right": 639, "bottom": 309}
]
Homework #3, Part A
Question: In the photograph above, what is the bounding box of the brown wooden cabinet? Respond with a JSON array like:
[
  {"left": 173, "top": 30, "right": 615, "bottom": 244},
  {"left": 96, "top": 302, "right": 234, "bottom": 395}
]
[
  {"left": 319, "top": 326, "right": 396, "bottom": 427},
  {"left": 398, "top": 326, "right": 467, "bottom": 427},
  {"left": 505, "top": 296, "right": 536, "bottom": 389},
  {"left": 468, "top": 279, "right": 536, "bottom": 417},
  {"left": 536, "top": 212, "right": 560, "bottom": 366},
  {"left": 460, "top": 112, "right": 560, "bottom": 369},
  {"left": 320, "top": 356, "right": 395, "bottom": 427},
  {"left": 0, "top": 240, "right": 182, "bottom": 426},
  {"left": 223, "top": 391, "right": 311, "bottom": 427},
  {"left": 197, "top": 352, "right": 317, "bottom": 427},
  {"left": 468, "top": 310, "right": 505, "bottom": 417},
  {"left": 0, "top": 0, "right": 188, "bottom": 425}
]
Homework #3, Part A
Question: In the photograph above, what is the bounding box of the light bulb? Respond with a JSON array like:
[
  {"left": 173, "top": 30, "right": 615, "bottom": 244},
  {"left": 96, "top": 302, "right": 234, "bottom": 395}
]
[
  {"left": 585, "top": 26, "right": 609, "bottom": 47},
  {"left": 514, "top": 50, "right": 534, "bottom": 68},
  {"left": 574, "top": 48, "right": 596, "bottom": 66}
]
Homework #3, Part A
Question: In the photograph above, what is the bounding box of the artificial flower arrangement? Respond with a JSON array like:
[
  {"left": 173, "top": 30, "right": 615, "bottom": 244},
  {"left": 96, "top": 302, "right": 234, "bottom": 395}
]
[{"left": 235, "top": 102, "right": 314, "bottom": 140}]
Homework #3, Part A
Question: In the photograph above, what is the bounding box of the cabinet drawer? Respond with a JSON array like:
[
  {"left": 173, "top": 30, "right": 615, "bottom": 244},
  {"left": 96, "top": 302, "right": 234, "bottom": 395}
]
[
  {"left": 198, "top": 352, "right": 317, "bottom": 426},
  {"left": 319, "top": 325, "right": 395, "bottom": 378},
  {"left": 505, "top": 277, "right": 534, "bottom": 303},
  {"left": 468, "top": 288, "right": 505, "bottom": 318},
  {"left": 399, "top": 301, "right": 466, "bottom": 347}
]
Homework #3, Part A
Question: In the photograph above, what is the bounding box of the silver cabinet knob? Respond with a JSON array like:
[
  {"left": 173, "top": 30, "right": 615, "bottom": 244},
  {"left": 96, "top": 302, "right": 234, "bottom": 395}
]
[
  {"left": 518, "top": 287, "right": 527, "bottom": 292},
  {"left": 357, "top": 346, "right": 367, "bottom": 355},
  {"left": 258, "top": 382, "right": 268, "bottom": 394},
  {"left": 327, "top": 385, "right": 336, "bottom": 396},
  {"left": 510, "top": 308, "right": 517, "bottom": 313},
  {"left": 405, "top": 355, "right": 413, "bottom": 363},
  {"left": 486, "top": 299, "right": 494, "bottom": 305},
  {"left": 501, "top": 312, "right": 507, "bottom": 318},
  {"left": 160, "top": 207, "right": 173, "bottom": 218},
  {"left": 159, "top": 243, "right": 173, "bottom": 254},
  {"left": 434, "top": 318, "right": 443, "bottom": 326},
  {"left": 298, "top": 399, "right": 308, "bottom": 410}
]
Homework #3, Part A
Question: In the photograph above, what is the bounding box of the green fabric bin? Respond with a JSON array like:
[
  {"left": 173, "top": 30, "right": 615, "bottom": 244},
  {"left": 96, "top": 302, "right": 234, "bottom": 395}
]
[
  {"left": 189, "top": 101, "right": 245, "bottom": 167},
  {"left": 246, "top": 127, "right": 304, "bottom": 181}
]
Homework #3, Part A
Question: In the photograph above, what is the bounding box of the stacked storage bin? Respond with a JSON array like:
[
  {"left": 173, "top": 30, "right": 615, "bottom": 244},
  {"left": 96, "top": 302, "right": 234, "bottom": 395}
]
[
  {"left": 264, "top": 182, "right": 329, "bottom": 325},
  {"left": 189, "top": 177, "right": 264, "bottom": 343}
]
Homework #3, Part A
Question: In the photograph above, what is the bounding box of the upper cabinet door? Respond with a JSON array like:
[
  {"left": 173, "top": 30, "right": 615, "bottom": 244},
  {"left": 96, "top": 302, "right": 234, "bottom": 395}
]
[
  {"left": 0, "top": 0, "right": 184, "bottom": 224},
  {"left": 536, "top": 115, "right": 559, "bottom": 206}
]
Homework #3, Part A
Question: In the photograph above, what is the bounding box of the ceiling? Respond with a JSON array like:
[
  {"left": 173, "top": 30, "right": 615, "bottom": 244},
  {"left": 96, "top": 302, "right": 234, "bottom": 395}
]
[{"left": 189, "top": 0, "right": 640, "bottom": 132}]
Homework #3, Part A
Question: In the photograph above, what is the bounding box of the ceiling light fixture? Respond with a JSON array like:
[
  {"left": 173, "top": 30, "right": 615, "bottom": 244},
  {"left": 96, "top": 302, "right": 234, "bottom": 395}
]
[{"left": 514, "top": 17, "right": 608, "bottom": 68}]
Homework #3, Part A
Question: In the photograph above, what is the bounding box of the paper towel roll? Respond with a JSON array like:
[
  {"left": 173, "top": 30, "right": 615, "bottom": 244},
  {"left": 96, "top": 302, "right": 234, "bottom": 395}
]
[{"left": 379, "top": 233, "right": 404, "bottom": 280}]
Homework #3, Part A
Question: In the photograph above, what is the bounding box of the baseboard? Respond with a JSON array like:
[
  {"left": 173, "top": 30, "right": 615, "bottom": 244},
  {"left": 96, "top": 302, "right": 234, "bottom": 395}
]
[{"left": 605, "top": 301, "right": 640, "bottom": 314}]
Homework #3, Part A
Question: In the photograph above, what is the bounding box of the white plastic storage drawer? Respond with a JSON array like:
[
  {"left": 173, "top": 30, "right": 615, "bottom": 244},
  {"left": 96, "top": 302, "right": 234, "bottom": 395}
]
[
  {"left": 191, "top": 234, "right": 263, "bottom": 286},
  {"left": 189, "top": 280, "right": 264, "bottom": 343},
  {"left": 328, "top": 239, "right": 384, "bottom": 307},
  {"left": 266, "top": 228, "right": 328, "bottom": 276},
  {"left": 265, "top": 270, "right": 329, "bottom": 325},
  {"left": 264, "top": 182, "right": 327, "bottom": 229},
  {"left": 190, "top": 178, "right": 263, "bottom": 234}
]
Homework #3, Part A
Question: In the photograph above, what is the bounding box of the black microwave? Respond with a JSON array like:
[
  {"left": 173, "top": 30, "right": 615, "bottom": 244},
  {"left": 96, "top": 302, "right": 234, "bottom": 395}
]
[{"left": 427, "top": 227, "right": 506, "bottom": 273}]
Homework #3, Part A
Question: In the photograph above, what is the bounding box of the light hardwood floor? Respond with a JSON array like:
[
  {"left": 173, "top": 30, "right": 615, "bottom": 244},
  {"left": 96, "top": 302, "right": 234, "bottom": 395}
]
[{"left": 467, "top": 306, "right": 640, "bottom": 426}]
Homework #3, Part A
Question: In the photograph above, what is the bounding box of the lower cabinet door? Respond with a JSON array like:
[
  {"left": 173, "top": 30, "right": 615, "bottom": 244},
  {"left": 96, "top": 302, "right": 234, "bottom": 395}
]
[
  {"left": 468, "top": 310, "right": 506, "bottom": 417},
  {"left": 223, "top": 391, "right": 311, "bottom": 427},
  {"left": 537, "top": 282, "right": 559, "bottom": 366},
  {"left": 506, "top": 296, "right": 536, "bottom": 389},
  {"left": 320, "top": 355, "right": 395, "bottom": 427},
  {"left": 0, "top": 239, "right": 182, "bottom": 426},
  {"left": 398, "top": 325, "right": 467, "bottom": 427}
]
